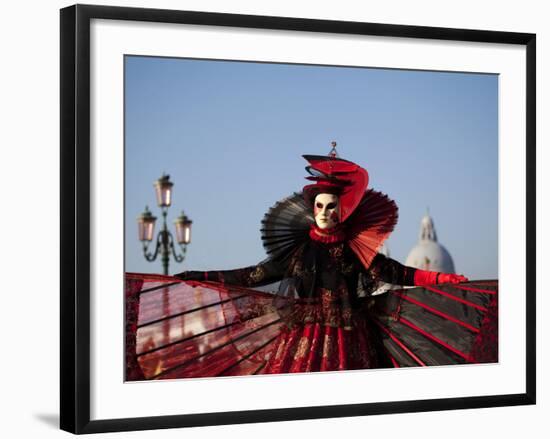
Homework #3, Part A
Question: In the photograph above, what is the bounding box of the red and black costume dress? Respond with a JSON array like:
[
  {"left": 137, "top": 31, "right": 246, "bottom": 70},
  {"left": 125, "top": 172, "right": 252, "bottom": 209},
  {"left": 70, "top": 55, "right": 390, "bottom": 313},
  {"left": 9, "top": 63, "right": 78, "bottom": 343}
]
[
  {"left": 125, "top": 155, "right": 497, "bottom": 380},
  {"left": 182, "top": 245, "right": 423, "bottom": 373}
]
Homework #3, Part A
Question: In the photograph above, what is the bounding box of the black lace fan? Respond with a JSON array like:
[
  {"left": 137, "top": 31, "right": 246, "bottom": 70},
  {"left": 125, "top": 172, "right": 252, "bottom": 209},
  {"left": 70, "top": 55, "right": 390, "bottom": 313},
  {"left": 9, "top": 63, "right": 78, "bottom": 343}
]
[{"left": 260, "top": 192, "right": 312, "bottom": 263}]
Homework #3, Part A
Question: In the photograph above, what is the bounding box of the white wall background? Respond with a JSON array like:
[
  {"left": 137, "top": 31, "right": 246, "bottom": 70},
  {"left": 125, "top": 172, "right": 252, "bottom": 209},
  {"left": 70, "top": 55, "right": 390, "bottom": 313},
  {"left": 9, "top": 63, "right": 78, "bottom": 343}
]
[{"left": 0, "top": 0, "right": 546, "bottom": 437}]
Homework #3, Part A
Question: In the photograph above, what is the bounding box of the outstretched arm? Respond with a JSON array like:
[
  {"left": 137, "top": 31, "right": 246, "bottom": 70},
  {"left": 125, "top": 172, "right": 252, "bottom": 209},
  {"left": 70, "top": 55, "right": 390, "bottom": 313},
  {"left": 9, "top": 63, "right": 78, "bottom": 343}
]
[
  {"left": 369, "top": 253, "right": 468, "bottom": 286},
  {"left": 174, "top": 258, "right": 286, "bottom": 288}
]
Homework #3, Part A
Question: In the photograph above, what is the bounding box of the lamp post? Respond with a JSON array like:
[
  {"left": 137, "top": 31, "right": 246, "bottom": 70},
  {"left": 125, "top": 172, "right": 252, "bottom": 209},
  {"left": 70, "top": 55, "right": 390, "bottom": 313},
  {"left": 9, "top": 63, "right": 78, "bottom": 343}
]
[{"left": 137, "top": 174, "right": 192, "bottom": 275}]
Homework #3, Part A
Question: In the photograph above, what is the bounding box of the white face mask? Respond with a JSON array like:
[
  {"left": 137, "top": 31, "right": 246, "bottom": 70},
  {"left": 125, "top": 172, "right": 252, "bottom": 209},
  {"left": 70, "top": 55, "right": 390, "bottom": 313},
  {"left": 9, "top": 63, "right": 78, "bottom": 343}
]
[{"left": 314, "top": 193, "right": 340, "bottom": 229}]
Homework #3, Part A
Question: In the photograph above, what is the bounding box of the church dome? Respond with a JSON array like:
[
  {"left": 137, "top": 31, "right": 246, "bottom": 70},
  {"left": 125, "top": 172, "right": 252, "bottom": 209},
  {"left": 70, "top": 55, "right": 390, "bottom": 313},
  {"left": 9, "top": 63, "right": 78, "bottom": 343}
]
[{"left": 405, "top": 213, "right": 455, "bottom": 273}]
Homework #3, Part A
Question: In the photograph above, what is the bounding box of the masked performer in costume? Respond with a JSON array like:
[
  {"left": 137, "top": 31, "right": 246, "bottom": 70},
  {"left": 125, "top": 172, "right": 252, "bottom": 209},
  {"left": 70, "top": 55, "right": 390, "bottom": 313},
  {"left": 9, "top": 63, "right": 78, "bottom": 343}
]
[{"left": 173, "top": 150, "right": 469, "bottom": 374}]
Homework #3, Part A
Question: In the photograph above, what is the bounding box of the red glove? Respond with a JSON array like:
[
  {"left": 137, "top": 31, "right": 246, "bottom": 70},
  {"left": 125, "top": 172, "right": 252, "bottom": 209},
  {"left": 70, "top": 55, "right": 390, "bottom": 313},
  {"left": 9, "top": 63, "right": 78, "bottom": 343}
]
[
  {"left": 413, "top": 269, "right": 468, "bottom": 286},
  {"left": 438, "top": 273, "right": 468, "bottom": 284}
]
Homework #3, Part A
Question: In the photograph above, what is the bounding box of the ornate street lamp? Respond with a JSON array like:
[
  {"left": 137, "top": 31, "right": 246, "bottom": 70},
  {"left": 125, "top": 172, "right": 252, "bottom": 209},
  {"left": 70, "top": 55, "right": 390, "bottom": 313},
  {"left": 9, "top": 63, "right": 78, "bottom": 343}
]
[{"left": 137, "top": 174, "right": 191, "bottom": 275}]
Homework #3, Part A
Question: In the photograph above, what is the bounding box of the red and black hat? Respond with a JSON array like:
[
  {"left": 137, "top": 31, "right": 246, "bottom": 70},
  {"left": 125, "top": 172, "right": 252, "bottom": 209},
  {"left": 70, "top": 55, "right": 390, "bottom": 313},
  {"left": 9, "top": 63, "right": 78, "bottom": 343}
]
[{"left": 302, "top": 154, "right": 369, "bottom": 223}]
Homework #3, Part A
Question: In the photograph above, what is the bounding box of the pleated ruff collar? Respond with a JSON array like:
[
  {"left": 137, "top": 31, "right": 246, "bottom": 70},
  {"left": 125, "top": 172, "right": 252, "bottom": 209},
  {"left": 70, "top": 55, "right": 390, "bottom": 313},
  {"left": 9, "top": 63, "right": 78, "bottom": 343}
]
[{"left": 309, "top": 223, "right": 346, "bottom": 244}]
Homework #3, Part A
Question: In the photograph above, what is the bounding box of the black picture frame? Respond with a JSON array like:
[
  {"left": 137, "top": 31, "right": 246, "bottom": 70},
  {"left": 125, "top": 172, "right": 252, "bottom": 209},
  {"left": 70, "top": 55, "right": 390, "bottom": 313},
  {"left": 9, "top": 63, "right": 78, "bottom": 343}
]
[{"left": 60, "top": 4, "right": 536, "bottom": 434}]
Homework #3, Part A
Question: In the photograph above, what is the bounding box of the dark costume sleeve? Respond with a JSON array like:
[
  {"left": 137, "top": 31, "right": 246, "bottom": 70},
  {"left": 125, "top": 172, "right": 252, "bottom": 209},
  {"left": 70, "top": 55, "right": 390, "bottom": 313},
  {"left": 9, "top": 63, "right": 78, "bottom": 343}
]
[
  {"left": 175, "top": 258, "right": 286, "bottom": 287},
  {"left": 368, "top": 253, "right": 417, "bottom": 286}
]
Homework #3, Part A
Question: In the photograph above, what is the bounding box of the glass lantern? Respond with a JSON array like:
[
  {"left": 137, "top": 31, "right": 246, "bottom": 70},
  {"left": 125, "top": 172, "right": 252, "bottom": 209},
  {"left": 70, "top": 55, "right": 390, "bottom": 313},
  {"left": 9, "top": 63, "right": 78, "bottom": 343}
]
[
  {"left": 154, "top": 174, "right": 174, "bottom": 207},
  {"left": 174, "top": 211, "right": 192, "bottom": 245},
  {"left": 137, "top": 206, "right": 157, "bottom": 242}
]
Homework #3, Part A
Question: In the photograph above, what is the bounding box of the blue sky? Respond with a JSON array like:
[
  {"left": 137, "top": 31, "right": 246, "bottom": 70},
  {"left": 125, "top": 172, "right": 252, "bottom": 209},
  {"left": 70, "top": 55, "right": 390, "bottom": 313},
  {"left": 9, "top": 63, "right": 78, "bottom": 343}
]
[{"left": 124, "top": 56, "right": 498, "bottom": 279}]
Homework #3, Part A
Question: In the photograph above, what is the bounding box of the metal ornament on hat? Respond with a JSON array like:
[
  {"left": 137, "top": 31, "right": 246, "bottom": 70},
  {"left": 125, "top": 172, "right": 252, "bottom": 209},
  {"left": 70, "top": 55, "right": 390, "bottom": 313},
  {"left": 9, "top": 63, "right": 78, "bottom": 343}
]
[{"left": 328, "top": 141, "right": 339, "bottom": 158}]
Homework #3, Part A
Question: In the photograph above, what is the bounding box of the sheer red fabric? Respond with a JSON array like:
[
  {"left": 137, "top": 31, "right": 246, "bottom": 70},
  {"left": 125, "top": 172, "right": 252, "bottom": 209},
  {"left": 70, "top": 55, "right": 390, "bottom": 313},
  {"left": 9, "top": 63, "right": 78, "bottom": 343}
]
[{"left": 125, "top": 274, "right": 498, "bottom": 381}]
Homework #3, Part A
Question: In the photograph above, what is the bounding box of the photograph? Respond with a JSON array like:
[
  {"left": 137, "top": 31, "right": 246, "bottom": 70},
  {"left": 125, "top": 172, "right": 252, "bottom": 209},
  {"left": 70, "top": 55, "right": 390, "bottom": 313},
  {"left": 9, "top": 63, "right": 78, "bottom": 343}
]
[{"left": 124, "top": 56, "right": 499, "bottom": 381}]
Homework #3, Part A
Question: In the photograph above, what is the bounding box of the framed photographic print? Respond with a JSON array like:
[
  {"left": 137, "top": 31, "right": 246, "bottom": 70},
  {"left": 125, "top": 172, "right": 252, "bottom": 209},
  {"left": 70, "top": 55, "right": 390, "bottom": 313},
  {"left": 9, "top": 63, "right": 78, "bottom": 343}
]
[{"left": 60, "top": 4, "right": 536, "bottom": 434}]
